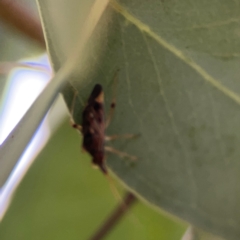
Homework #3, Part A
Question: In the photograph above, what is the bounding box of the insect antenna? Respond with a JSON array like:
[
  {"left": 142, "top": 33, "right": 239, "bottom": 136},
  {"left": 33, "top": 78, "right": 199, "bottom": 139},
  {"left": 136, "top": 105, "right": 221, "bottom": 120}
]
[
  {"left": 104, "top": 170, "right": 142, "bottom": 227},
  {"left": 69, "top": 89, "right": 82, "bottom": 131},
  {"left": 105, "top": 69, "right": 119, "bottom": 128},
  {"left": 96, "top": 171, "right": 142, "bottom": 237},
  {"left": 105, "top": 172, "right": 126, "bottom": 209}
]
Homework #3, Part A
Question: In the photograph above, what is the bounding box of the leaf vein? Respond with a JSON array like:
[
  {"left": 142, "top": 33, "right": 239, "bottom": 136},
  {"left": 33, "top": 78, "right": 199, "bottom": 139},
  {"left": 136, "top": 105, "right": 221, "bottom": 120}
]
[
  {"left": 177, "top": 18, "right": 240, "bottom": 31},
  {"left": 206, "top": 85, "right": 226, "bottom": 162},
  {"left": 142, "top": 31, "right": 198, "bottom": 207},
  {"left": 110, "top": 0, "right": 240, "bottom": 106}
]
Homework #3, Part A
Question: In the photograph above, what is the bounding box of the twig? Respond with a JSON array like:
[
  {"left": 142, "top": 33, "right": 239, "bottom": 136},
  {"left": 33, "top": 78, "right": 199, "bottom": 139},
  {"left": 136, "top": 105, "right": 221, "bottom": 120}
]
[
  {"left": 89, "top": 192, "right": 137, "bottom": 240},
  {"left": 0, "top": 0, "right": 45, "bottom": 47}
]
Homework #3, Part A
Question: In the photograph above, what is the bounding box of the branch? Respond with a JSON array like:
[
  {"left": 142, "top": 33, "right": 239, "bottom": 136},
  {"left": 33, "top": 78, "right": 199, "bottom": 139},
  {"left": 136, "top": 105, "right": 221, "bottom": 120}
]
[
  {"left": 0, "top": 0, "right": 45, "bottom": 48},
  {"left": 89, "top": 192, "right": 137, "bottom": 240}
]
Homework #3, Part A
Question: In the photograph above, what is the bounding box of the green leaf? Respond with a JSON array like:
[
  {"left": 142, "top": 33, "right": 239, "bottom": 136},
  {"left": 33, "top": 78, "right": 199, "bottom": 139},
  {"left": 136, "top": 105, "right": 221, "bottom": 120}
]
[
  {"left": 182, "top": 226, "right": 225, "bottom": 240},
  {"left": 0, "top": 0, "right": 109, "bottom": 187},
  {"left": 38, "top": 0, "right": 240, "bottom": 239},
  {"left": 0, "top": 120, "right": 186, "bottom": 240}
]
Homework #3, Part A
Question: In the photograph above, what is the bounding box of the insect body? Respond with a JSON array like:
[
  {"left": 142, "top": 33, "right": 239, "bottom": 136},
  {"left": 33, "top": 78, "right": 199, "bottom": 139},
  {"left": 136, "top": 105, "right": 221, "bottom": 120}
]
[
  {"left": 71, "top": 81, "right": 137, "bottom": 175},
  {"left": 82, "top": 84, "right": 107, "bottom": 174}
]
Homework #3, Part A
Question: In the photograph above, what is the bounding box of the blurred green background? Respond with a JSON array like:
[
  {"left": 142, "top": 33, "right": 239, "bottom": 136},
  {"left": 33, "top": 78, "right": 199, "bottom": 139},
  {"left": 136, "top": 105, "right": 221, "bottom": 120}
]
[{"left": 0, "top": 120, "right": 187, "bottom": 240}]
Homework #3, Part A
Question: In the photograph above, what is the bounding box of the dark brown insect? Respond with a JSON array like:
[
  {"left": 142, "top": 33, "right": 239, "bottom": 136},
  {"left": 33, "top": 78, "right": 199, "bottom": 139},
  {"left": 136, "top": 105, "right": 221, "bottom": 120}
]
[
  {"left": 81, "top": 84, "right": 107, "bottom": 174},
  {"left": 71, "top": 78, "right": 137, "bottom": 175}
]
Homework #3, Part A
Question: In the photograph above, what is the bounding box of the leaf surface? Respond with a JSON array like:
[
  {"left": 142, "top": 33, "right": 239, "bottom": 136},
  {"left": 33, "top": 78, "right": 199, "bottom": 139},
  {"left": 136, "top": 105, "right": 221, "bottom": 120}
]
[{"left": 38, "top": 0, "right": 240, "bottom": 239}]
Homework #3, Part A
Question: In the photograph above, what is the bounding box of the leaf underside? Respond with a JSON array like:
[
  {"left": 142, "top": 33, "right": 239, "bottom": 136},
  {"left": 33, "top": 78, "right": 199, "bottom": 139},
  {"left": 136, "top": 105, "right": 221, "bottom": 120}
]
[{"left": 34, "top": 0, "right": 240, "bottom": 239}]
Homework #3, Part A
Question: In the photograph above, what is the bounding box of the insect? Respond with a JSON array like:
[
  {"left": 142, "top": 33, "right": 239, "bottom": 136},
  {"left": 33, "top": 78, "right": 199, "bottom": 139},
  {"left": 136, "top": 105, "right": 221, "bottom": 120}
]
[{"left": 71, "top": 73, "right": 137, "bottom": 175}]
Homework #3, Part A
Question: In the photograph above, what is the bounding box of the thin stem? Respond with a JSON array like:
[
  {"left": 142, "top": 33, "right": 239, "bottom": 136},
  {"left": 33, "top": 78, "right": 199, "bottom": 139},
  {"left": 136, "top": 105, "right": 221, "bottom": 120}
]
[
  {"left": 89, "top": 192, "right": 137, "bottom": 240},
  {"left": 0, "top": 0, "right": 45, "bottom": 47}
]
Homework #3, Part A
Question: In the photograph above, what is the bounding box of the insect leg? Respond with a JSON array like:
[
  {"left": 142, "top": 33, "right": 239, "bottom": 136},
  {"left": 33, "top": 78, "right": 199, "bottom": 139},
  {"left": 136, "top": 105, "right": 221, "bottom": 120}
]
[
  {"left": 105, "top": 146, "right": 137, "bottom": 161},
  {"left": 70, "top": 90, "right": 82, "bottom": 131},
  {"left": 105, "top": 134, "right": 139, "bottom": 141},
  {"left": 105, "top": 70, "right": 119, "bottom": 128}
]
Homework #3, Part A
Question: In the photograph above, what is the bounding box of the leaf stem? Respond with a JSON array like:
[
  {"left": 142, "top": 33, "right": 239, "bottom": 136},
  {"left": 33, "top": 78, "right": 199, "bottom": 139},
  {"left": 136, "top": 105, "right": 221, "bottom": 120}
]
[{"left": 89, "top": 192, "right": 137, "bottom": 240}]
